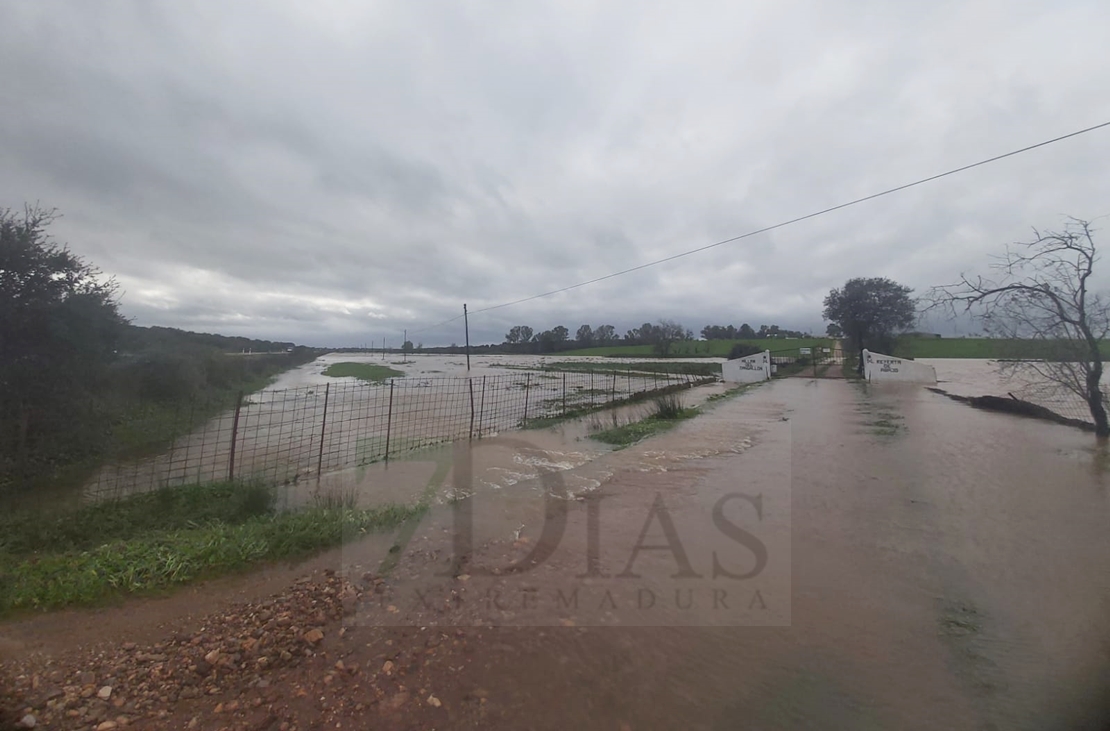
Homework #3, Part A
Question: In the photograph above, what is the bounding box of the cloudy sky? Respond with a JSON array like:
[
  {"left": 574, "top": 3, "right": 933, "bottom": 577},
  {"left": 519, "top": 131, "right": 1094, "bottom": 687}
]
[{"left": 2, "top": 0, "right": 1109, "bottom": 347}]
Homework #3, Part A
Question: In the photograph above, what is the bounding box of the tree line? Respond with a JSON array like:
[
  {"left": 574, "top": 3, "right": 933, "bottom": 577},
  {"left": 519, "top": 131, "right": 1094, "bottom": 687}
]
[{"left": 503, "top": 319, "right": 811, "bottom": 354}]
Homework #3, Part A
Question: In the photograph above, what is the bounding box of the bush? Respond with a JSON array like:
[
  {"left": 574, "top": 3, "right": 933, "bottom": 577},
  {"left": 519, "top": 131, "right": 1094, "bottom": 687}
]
[
  {"left": 653, "top": 393, "right": 686, "bottom": 419},
  {"left": 727, "top": 343, "right": 762, "bottom": 360}
]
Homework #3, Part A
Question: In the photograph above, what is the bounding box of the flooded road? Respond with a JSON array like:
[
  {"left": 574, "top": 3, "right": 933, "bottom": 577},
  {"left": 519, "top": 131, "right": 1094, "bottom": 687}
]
[
  {"left": 351, "top": 376, "right": 1110, "bottom": 729},
  {"left": 6, "top": 374, "right": 1109, "bottom": 730}
]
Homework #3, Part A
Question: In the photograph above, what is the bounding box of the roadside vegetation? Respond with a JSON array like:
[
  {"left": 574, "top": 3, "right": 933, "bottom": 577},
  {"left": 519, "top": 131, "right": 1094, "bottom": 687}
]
[
  {"left": 0, "top": 481, "right": 423, "bottom": 614},
  {"left": 322, "top": 362, "right": 405, "bottom": 383},
  {"left": 1, "top": 206, "right": 319, "bottom": 497},
  {"left": 589, "top": 394, "right": 699, "bottom": 447}
]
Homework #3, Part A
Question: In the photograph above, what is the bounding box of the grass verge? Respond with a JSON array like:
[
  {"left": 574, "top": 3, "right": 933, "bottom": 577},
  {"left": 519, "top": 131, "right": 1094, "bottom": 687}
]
[
  {"left": 590, "top": 395, "right": 699, "bottom": 447},
  {"left": 0, "top": 482, "right": 424, "bottom": 615},
  {"left": 322, "top": 362, "right": 405, "bottom": 382}
]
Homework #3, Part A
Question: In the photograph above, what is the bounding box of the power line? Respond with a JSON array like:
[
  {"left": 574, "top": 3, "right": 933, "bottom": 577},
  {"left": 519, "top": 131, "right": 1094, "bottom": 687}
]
[{"left": 413, "top": 120, "right": 1110, "bottom": 333}]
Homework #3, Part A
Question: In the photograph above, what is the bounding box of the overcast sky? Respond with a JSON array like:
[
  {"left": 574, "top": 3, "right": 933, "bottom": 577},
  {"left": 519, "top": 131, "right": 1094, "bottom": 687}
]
[{"left": 3, "top": 1, "right": 1109, "bottom": 347}]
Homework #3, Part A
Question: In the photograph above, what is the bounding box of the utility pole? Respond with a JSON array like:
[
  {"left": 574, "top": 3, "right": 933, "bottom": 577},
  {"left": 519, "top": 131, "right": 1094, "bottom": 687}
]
[
  {"left": 404, "top": 329, "right": 408, "bottom": 363},
  {"left": 463, "top": 304, "right": 471, "bottom": 371}
]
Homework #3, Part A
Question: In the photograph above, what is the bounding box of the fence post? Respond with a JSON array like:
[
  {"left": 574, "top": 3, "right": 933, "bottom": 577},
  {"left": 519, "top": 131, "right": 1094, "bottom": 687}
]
[
  {"left": 523, "top": 373, "right": 531, "bottom": 425},
  {"left": 317, "top": 382, "right": 330, "bottom": 477},
  {"left": 385, "top": 379, "right": 395, "bottom": 462},
  {"left": 477, "top": 376, "right": 487, "bottom": 438},
  {"left": 469, "top": 378, "right": 476, "bottom": 439},
  {"left": 612, "top": 372, "right": 617, "bottom": 403},
  {"left": 562, "top": 373, "right": 567, "bottom": 416},
  {"left": 227, "top": 390, "right": 243, "bottom": 481},
  {"left": 590, "top": 371, "right": 595, "bottom": 407}
]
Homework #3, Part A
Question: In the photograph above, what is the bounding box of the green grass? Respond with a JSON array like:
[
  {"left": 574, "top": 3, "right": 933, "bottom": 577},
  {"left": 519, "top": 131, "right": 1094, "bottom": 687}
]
[
  {"left": 894, "top": 336, "right": 1110, "bottom": 359},
  {"left": 545, "top": 360, "right": 721, "bottom": 376},
  {"left": 322, "top": 362, "right": 405, "bottom": 382},
  {"left": 0, "top": 481, "right": 276, "bottom": 554},
  {"left": 0, "top": 482, "right": 424, "bottom": 614},
  {"left": 562, "top": 338, "right": 832, "bottom": 358},
  {"left": 590, "top": 396, "right": 699, "bottom": 447}
]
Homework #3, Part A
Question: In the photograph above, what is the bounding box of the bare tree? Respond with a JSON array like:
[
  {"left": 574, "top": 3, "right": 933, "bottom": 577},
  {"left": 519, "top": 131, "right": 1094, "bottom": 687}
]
[{"left": 928, "top": 218, "right": 1110, "bottom": 436}]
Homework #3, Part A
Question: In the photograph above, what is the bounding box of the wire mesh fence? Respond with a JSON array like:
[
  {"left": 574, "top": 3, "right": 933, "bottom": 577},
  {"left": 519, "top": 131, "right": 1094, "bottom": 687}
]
[{"left": 79, "top": 368, "right": 710, "bottom": 502}]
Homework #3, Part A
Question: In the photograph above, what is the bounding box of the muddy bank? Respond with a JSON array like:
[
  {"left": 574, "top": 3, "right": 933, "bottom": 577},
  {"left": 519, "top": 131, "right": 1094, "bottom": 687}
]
[{"left": 927, "top": 386, "right": 1096, "bottom": 432}]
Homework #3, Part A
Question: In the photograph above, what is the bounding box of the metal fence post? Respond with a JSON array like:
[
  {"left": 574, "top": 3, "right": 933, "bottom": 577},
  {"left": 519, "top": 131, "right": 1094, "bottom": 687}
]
[
  {"left": 385, "top": 379, "right": 395, "bottom": 462},
  {"left": 611, "top": 372, "right": 617, "bottom": 403},
  {"left": 523, "top": 373, "right": 531, "bottom": 425},
  {"left": 317, "top": 382, "right": 330, "bottom": 477},
  {"left": 562, "top": 373, "right": 567, "bottom": 416},
  {"left": 227, "top": 390, "right": 243, "bottom": 481},
  {"left": 477, "top": 375, "right": 487, "bottom": 437},
  {"left": 469, "top": 378, "right": 476, "bottom": 439}
]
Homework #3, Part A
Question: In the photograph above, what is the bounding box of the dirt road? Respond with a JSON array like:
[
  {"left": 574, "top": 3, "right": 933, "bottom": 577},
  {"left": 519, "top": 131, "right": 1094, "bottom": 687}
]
[{"left": 4, "top": 378, "right": 1110, "bottom": 730}]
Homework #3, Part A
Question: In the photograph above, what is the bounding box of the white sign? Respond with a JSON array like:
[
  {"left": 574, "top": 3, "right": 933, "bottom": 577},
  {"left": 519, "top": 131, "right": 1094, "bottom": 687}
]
[
  {"left": 822, "top": 348, "right": 831, "bottom": 353},
  {"left": 799, "top": 347, "right": 812, "bottom": 355}
]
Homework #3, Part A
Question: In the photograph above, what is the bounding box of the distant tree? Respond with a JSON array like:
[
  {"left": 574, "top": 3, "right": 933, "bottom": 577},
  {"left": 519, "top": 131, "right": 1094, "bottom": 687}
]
[
  {"left": 505, "top": 325, "right": 534, "bottom": 344},
  {"left": 575, "top": 324, "right": 593, "bottom": 345},
  {"left": 824, "top": 277, "right": 916, "bottom": 374},
  {"left": 928, "top": 218, "right": 1110, "bottom": 436},
  {"left": 594, "top": 324, "right": 616, "bottom": 342},
  {"left": 652, "top": 319, "right": 690, "bottom": 355},
  {"left": 533, "top": 328, "right": 568, "bottom": 353},
  {"left": 402, "top": 340, "right": 414, "bottom": 352},
  {"left": 826, "top": 323, "right": 843, "bottom": 338},
  {"left": 739, "top": 323, "right": 756, "bottom": 338}
]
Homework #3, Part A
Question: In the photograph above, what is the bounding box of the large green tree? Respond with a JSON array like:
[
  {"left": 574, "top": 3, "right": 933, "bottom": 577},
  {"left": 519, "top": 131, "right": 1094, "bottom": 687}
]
[
  {"left": 823, "top": 277, "right": 915, "bottom": 373},
  {"left": 1, "top": 207, "right": 127, "bottom": 486}
]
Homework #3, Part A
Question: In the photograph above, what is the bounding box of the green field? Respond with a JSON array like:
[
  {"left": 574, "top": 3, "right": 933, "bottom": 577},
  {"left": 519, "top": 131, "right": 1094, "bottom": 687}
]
[
  {"left": 322, "top": 362, "right": 405, "bottom": 382},
  {"left": 894, "top": 337, "right": 1110, "bottom": 359},
  {"left": 562, "top": 338, "right": 833, "bottom": 358}
]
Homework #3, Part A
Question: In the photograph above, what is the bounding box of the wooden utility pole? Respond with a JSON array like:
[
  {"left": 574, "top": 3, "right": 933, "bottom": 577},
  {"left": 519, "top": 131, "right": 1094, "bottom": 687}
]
[{"left": 463, "top": 304, "right": 471, "bottom": 371}]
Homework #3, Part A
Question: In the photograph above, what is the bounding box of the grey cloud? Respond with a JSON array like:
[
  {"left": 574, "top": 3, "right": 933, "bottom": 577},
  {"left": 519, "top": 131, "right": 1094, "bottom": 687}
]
[{"left": 2, "top": 0, "right": 1109, "bottom": 347}]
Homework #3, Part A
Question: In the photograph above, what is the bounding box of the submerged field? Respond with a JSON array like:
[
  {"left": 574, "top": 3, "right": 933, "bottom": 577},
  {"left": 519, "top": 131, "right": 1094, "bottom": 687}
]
[{"left": 562, "top": 338, "right": 833, "bottom": 357}]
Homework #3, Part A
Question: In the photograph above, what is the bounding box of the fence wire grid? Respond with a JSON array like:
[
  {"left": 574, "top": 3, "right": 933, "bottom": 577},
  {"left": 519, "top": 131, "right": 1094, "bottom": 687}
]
[{"left": 85, "top": 369, "right": 709, "bottom": 501}]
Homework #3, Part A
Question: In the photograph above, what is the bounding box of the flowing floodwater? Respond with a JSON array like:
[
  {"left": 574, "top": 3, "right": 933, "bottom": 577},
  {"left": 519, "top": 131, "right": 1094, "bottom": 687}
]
[
  {"left": 925, "top": 357, "right": 1099, "bottom": 422},
  {"left": 338, "top": 375, "right": 1110, "bottom": 730}
]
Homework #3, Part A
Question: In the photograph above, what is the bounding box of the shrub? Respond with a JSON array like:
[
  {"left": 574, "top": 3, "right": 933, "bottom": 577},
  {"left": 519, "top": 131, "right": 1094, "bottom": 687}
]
[
  {"left": 727, "top": 343, "right": 762, "bottom": 360},
  {"left": 653, "top": 393, "right": 685, "bottom": 419}
]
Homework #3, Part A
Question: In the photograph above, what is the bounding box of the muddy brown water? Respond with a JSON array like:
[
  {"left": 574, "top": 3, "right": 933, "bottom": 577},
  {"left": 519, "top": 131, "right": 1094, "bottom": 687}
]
[
  {"left": 5, "top": 376, "right": 1110, "bottom": 729},
  {"left": 347, "top": 376, "right": 1110, "bottom": 729}
]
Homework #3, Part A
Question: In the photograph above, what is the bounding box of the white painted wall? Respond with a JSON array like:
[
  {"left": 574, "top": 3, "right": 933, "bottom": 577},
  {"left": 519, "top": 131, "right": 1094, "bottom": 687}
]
[
  {"left": 722, "top": 350, "right": 771, "bottom": 383},
  {"left": 862, "top": 350, "right": 937, "bottom": 384}
]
